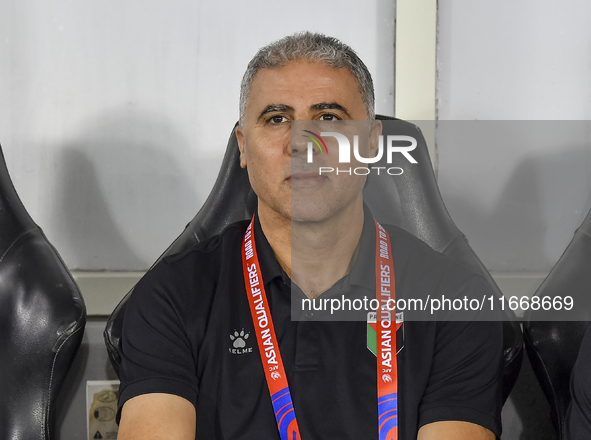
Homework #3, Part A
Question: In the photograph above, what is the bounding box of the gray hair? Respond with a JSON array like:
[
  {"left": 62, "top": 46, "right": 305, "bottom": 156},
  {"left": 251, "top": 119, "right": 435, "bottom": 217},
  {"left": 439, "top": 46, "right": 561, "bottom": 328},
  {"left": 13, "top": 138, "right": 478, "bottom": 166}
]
[{"left": 239, "top": 32, "right": 375, "bottom": 125}]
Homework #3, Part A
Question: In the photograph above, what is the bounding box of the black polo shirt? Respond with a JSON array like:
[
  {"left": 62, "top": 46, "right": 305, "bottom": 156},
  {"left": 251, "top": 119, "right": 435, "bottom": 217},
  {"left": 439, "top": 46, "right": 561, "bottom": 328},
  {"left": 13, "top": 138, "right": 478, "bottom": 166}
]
[{"left": 118, "top": 209, "right": 503, "bottom": 439}]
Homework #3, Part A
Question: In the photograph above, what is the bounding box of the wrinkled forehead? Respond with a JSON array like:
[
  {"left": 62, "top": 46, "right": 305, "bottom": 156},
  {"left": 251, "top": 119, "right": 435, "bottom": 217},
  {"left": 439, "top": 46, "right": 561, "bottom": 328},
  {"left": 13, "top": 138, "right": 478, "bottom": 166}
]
[{"left": 245, "top": 61, "right": 368, "bottom": 121}]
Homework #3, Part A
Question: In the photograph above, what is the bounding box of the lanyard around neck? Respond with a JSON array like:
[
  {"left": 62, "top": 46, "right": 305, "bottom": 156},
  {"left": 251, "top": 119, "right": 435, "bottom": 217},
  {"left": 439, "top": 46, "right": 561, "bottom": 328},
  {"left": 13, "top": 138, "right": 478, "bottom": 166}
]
[{"left": 241, "top": 216, "right": 398, "bottom": 440}]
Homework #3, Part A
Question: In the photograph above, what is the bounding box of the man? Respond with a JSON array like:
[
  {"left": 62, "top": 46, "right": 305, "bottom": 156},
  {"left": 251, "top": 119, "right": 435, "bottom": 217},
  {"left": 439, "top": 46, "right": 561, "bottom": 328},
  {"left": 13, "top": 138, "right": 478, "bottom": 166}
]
[{"left": 117, "top": 32, "right": 503, "bottom": 439}]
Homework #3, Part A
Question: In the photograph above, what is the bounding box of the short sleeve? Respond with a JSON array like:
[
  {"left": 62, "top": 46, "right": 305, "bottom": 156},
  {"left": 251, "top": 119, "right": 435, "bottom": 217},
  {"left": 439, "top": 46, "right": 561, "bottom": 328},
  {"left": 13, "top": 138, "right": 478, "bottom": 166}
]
[
  {"left": 117, "top": 259, "right": 200, "bottom": 422},
  {"left": 418, "top": 277, "right": 504, "bottom": 437},
  {"left": 565, "top": 326, "right": 591, "bottom": 439}
]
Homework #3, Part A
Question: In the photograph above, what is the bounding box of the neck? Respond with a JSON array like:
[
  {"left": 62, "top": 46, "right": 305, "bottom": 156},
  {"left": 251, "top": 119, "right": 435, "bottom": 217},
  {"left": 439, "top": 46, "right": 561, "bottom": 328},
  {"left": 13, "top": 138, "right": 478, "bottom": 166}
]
[{"left": 258, "top": 199, "right": 365, "bottom": 299}]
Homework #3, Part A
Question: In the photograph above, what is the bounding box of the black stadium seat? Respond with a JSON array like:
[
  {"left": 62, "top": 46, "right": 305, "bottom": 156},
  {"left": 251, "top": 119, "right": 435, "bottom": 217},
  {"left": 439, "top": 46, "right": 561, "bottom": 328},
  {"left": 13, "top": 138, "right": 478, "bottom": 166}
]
[
  {"left": 104, "top": 116, "right": 523, "bottom": 402},
  {"left": 524, "top": 208, "right": 591, "bottom": 439},
  {"left": 0, "top": 144, "right": 86, "bottom": 439}
]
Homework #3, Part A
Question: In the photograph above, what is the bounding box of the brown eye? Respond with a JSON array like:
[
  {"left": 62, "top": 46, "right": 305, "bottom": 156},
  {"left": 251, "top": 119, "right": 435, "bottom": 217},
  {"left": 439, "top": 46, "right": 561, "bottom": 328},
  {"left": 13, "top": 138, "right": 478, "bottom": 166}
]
[
  {"left": 269, "top": 115, "right": 287, "bottom": 124},
  {"left": 320, "top": 114, "right": 338, "bottom": 121}
]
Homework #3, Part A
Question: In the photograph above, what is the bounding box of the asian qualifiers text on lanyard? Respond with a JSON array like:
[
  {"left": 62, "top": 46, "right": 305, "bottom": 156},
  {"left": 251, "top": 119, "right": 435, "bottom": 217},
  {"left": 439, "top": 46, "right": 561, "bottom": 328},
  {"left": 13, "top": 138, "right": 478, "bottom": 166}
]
[{"left": 241, "top": 215, "right": 398, "bottom": 440}]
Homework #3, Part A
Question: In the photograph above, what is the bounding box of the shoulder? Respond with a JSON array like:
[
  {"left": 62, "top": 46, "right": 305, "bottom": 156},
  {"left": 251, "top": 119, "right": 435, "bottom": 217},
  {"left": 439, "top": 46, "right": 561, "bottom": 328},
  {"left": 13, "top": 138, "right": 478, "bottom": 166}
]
[
  {"left": 151, "top": 220, "right": 250, "bottom": 280},
  {"left": 383, "top": 223, "right": 482, "bottom": 282},
  {"left": 381, "top": 223, "right": 499, "bottom": 321},
  {"left": 128, "top": 220, "right": 250, "bottom": 310},
  {"left": 382, "top": 224, "right": 437, "bottom": 255},
  {"left": 163, "top": 219, "right": 251, "bottom": 267}
]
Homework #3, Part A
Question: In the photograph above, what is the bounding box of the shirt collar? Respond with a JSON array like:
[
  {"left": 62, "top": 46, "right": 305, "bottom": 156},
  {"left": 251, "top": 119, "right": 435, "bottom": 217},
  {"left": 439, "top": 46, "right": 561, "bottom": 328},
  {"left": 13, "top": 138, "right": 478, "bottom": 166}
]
[
  {"left": 253, "top": 212, "right": 288, "bottom": 286},
  {"left": 252, "top": 204, "right": 377, "bottom": 290},
  {"left": 347, "top": 204, "right": 377, "bottom": 291}
]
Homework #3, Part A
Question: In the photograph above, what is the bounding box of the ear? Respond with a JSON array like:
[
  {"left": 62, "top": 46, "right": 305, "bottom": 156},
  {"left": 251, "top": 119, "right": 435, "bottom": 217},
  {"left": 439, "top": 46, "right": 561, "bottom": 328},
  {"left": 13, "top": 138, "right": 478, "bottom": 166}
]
[
  {"left": 369, "top": 120, "right": 382, "bottom": 156},
  {"left": 236, "top": 126, "right": 247, "bottom": 169}
]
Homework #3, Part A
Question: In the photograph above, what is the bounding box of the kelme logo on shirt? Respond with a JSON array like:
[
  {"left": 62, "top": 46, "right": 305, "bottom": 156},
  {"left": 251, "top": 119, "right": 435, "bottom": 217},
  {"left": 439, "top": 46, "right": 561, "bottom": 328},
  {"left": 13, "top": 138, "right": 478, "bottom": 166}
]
[{"left": 229, "top": 329, "right": 253, "bottom": 355}]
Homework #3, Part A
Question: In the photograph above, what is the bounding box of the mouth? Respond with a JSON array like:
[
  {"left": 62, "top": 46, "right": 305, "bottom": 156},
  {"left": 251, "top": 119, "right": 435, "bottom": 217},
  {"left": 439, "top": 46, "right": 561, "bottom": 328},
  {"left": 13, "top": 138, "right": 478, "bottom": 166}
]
[{"left": 287, "top": 172, "right": 327, "bottom": 188}]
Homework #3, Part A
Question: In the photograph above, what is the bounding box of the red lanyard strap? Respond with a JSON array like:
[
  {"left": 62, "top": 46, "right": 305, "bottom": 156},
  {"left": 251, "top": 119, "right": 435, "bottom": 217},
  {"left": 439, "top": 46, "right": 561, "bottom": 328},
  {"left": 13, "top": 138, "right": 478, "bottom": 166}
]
[
  {"left": 242, "top": 216, "right": 397, "bottom": 440},
  {"left": 375, "top": 220, "right": 398, "bottom": 440},
  {"left": 242, "top": 220, "right": 301, "bottom": 440}
]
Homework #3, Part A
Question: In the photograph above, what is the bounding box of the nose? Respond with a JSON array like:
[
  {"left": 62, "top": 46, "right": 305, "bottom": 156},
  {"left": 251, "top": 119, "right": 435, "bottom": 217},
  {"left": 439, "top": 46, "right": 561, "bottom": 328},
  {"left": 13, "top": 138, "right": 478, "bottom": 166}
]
[
  {"left": 293, "top": 132, "right": 326, "bottom": 162},
  {"left": 291, "top": 132, "right": 311, "bottom": 157}
]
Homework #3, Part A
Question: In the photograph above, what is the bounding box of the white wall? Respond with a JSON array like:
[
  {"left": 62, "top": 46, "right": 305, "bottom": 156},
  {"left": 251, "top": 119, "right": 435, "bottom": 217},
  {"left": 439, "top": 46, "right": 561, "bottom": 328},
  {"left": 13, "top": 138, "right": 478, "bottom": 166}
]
[
  {"left": 9, "top": 1, "right": 587, "bottom": 276},
  {"left": 0, "top": 0, "right": 395, "bottom": 270},
  {"left": 437, "top": 0, "right": 591, "bottom": 272}
]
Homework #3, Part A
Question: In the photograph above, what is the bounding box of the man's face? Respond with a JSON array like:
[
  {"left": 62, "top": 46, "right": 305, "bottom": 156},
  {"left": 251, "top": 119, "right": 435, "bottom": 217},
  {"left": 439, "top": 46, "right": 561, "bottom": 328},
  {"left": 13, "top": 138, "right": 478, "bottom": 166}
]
[{"left": 236, "top": 60, "right": 380, "bottom": 223}]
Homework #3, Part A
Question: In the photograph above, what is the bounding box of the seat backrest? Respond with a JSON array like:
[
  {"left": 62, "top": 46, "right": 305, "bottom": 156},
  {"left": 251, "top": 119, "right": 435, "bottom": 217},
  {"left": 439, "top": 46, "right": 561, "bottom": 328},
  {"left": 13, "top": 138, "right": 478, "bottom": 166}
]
[
  {"left": 524, "top": 208, "right": 591, "bottom": 439},
  {"left": 104, "top": 117, "right": 523, "bottom": 401},
  {"left": 0, "top": 145, "right": 86, "bottom": 440}
]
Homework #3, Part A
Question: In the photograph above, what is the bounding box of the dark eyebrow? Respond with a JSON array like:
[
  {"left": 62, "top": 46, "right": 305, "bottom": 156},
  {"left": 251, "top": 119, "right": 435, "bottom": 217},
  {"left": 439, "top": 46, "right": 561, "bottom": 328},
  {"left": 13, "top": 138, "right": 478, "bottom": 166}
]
[
  {"left": 256, "top": 102, "right": 351, "bottom": 122},
  {"left": 258, "top": 104, "right": 294, "bottom": 121},
  {"left": 311, "top": 102, "right": 351, "bottom": 118}
]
